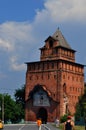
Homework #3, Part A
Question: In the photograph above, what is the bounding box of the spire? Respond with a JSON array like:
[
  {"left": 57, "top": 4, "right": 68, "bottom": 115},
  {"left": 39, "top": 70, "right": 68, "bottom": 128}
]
[{"left": 52, "top": 28, "right": 72, "bottom": 49}]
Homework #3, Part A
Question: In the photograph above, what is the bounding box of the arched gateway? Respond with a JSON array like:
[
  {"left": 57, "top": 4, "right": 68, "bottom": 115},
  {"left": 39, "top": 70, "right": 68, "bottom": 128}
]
[
  {"left": 25, "top": 84, "right": 58, "bottom": 122},
  {"left": 37, "top": 107, "right": 47, "bottom": 124}
]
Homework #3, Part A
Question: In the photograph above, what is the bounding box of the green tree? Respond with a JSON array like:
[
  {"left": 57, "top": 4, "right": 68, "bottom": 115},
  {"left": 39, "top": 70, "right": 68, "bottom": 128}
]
[
  {"left": 4, "top": 94, "right": 24, "bottom": 123},
  {"left": 60, "top": 114, "right": 68, "bottom": 123},
  {"left": 14, "top": 84, "right": 25, "bottom": 119},
  {"left": 0, "top": 93, "right": 24, "bottom": 123},
  {"left": 75, "top": 86, "right": 86, "bottom": 122},
  {"left": 0, "top": 84, "right": 25, "bottom": 123}
]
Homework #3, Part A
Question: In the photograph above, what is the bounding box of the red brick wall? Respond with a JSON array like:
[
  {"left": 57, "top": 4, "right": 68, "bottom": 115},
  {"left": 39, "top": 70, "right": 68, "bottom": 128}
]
[
  {"left": 25, "top": 59, "right": 84, "bottom": 122},
  {"left": 25, "top": 36, "right": 84, "bottom": 122}
]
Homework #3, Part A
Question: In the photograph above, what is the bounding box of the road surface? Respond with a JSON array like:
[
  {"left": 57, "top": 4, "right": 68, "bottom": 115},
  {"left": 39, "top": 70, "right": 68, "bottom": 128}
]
[{"left": 3, "top": 123, "right": 60, "bottom": 130}]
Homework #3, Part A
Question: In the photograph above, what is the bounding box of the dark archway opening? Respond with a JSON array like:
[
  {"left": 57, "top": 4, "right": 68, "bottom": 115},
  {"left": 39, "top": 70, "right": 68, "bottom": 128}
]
[{"left": 37, "top": 107, "right": 47, "bottom": 124}]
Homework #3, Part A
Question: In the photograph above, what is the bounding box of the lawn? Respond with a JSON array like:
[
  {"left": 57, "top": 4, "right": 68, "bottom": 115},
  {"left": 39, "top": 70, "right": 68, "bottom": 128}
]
[
  {"left": 75, "top": 125, "right": 85, "bottom": 130},
  {"left": 59, "top": 124, "right": 85, "bottom": 130}
]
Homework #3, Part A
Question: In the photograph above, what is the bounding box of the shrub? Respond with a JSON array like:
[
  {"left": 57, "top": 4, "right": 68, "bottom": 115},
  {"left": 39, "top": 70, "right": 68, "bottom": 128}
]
[{"left": 60, "top": 114, "right": 68, "bottom": 123}]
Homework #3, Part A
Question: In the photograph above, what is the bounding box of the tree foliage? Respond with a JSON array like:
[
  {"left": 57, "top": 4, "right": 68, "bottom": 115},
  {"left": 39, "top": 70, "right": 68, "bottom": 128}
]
[
  {"left": 14, "top": 84, "right": 25, "bottom": 109},
  {"left": 60, "top": 114, "right": 68, "bottom": 123},
  {"left": 75, "top": 86, "right": 86, "bottom": 121},
  {"left": 0, "top": 94, "right": 23, "bottom": 123},
  {"left": 0, "top": 84, "right": 25, "bottom": 123},
  {"left": 14, "top": 84, "right": 25, "bottom": 121}
]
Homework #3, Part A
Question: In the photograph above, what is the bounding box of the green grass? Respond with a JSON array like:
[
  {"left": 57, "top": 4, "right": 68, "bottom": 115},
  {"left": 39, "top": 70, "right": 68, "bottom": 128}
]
[
  {"left": 59, "top": 124, "right": 85, "bottom": 130},
  {"left": 75, "top": 125, "right": 85, "bottom": 130}
]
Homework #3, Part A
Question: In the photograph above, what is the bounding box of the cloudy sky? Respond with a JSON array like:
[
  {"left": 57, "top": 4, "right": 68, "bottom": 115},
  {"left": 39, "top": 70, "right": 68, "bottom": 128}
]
[{"left": 0, "top": 0, "right": 86, "bottom": 97}]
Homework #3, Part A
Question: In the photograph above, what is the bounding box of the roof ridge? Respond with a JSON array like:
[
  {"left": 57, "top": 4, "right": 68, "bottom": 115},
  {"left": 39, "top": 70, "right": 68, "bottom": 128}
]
[{"left": 52, "top": 28, "right": 72, "bottom": 49}]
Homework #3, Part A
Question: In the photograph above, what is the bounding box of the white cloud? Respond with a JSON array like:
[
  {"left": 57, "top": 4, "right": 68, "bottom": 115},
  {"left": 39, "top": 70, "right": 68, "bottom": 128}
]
[
  {"left": 35, "top": 0, "right": 86, "bottom": 23},
  {"left": 0, "top": 21, "right": 36, "bottom": 71},
  {"left": 0, "top": 38, "right": 14, "bottom": 51},
  {"left": 0, "top": 22, "right": 33, "bottom": 47},
  {"left": 10, "top": 56, "right": 26, "bottom": 71},
  {"left": 0, "top": 0, "right": 86, "bottom": 72}
]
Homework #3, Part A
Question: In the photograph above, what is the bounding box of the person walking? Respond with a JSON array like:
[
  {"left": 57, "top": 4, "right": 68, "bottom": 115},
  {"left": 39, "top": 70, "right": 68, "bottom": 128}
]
[
  {"left": 0, "top": 119, "right": 4, "bottom": 129},
  {"left": 63, "top": 116, "right": 75, "bottom": 130},
  {"left": 37, "top": 118, "right": 42, "bottom": 130},
  {"left": 55, "top": 118, "right": 60, "bottom": 127}
]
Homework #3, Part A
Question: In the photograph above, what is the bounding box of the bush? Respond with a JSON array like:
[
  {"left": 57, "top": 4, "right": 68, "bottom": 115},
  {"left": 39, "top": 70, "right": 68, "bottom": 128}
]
[{"left": 60, "top": 114, "right": 68, "bottom": 123}]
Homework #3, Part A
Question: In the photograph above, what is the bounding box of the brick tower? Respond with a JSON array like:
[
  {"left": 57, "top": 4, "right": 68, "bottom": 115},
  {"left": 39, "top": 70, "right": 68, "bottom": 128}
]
[{"left": 25, "top": 29, "right": 84, "bottom": 123}]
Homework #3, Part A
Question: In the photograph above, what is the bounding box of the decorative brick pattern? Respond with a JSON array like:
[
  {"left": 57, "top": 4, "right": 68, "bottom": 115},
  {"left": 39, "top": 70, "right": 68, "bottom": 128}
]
[{"left": 25, "top": 29, "right": 84, "bottom": 122}]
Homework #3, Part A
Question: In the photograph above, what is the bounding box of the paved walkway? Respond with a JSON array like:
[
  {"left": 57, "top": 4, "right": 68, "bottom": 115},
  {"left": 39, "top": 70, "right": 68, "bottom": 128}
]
[{"left": 42, "top": 123, "right": 60, "bottom": 130}]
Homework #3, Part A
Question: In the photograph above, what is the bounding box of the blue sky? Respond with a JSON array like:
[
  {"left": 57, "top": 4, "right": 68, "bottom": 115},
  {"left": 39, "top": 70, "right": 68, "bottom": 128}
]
[{"left": 0, "top": 0, "right": 86, "bottom": 97}]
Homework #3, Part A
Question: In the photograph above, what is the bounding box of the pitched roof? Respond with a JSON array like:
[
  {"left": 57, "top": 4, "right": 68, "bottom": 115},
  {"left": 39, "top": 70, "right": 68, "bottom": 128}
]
[{"left": 52, "top": 28, "right": 72, "bottom": 49}]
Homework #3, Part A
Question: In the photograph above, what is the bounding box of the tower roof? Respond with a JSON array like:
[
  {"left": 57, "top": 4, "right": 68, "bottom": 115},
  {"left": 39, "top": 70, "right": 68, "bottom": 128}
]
[{"left": 52, "top": 28, "right": 72, "bottom": 49}]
